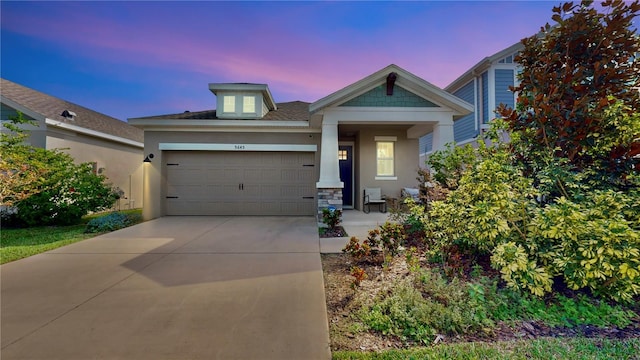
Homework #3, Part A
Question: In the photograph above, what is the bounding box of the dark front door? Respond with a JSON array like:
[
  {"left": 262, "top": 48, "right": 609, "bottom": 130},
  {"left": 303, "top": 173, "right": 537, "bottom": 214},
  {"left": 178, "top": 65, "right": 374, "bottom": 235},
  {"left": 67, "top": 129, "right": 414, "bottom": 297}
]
[{"left": 339, "top": 145, "right": 353, "bottom": 207}]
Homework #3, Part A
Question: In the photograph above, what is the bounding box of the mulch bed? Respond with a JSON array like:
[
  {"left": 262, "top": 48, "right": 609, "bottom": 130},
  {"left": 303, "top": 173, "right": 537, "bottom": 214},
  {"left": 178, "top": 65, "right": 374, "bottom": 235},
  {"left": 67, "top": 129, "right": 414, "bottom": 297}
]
[{"left": 319, "top": 226, "right": 348, "bottom": 238}]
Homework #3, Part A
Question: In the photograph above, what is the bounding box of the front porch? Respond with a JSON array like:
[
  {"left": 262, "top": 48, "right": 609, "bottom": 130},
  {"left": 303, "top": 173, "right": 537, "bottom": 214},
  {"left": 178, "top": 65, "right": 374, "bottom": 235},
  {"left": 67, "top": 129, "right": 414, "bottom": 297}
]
[{"left": 309, "top": 64, "right": 473, "bottom": 224}]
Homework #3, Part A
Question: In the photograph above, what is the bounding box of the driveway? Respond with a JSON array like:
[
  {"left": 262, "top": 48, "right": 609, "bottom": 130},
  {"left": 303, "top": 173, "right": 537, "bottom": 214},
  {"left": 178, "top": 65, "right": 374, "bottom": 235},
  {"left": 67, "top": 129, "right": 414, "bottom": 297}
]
[{"left": 1, "top": 216, "right": 331, "bottom": 359}]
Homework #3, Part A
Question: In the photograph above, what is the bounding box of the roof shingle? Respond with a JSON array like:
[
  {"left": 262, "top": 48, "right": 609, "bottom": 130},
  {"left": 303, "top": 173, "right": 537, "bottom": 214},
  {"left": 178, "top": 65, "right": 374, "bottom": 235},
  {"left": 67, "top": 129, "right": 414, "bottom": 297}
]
[
  {"left": 131, "top": 101, "right": 311, "bottom": 122},
  {"left": 1, "top": 78, "right": 143, "bottom": 143}
]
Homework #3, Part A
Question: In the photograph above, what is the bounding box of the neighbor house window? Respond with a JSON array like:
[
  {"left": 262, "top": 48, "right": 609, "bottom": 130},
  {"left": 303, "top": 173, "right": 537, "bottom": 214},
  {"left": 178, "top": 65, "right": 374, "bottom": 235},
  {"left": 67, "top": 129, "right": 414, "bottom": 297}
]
[
  {"left": 223, "top": 96, "right": 236, "bottom": 113},
  {"left": 243, "top": 96, "right": 255, "bottom": 113},
  {"left": 376, "top": 141, "right": 395, "bottom": 177}
]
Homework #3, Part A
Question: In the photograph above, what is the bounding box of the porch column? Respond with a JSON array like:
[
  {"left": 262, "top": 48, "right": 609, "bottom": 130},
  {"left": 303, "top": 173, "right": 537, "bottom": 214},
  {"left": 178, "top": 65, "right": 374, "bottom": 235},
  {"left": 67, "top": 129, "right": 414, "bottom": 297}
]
[
  {"left": 431, "top": 120, "right": 454, "bottom": 151},
  {"left": 316, "top": 117, "right": 343, "bottom": 224},
  {"left": 316, "top": 117, "right": 343, "bottom": 188}
]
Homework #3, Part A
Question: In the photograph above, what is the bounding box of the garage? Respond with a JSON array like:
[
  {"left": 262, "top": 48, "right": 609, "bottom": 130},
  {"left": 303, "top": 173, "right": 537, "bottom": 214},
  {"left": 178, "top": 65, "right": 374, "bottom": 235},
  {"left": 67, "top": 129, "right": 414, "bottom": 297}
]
[{"left": 164, "top": 151, "right": 317, "bottom": 215}]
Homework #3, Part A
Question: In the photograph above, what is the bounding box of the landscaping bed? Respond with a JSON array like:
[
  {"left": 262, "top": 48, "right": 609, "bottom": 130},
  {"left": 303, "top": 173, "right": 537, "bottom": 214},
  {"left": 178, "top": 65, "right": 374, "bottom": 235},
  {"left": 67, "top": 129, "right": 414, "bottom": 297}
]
[{"left": 322, "top": 253, "right": 640, "bottom": 353}]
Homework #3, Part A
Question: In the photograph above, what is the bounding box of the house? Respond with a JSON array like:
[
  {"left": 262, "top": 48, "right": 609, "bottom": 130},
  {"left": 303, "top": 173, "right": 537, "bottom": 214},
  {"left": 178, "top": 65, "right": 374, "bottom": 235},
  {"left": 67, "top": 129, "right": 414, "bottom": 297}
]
[
  {"left": 129, "top": 64, "right": 473, "bottom": 221},
  {"left": 0, "top": 78, "right": 145, "bottom": 210},
  {"left": 419, "top": 42, "right": 523, "bottom": 163}
]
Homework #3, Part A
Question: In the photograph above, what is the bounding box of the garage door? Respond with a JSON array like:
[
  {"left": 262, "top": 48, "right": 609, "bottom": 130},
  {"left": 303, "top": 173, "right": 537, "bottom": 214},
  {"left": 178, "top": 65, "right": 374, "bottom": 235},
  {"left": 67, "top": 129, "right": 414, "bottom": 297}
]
[{"left": 164, "top": 151, "right": 316, "bottom": 215}]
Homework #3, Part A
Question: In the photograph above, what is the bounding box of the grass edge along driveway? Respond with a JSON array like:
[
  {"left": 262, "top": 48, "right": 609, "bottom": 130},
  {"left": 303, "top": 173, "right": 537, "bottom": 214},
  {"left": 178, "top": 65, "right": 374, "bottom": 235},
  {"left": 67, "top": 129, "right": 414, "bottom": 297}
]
[{"left": 1, "top": 209, "right": 142, "bottom": 264}]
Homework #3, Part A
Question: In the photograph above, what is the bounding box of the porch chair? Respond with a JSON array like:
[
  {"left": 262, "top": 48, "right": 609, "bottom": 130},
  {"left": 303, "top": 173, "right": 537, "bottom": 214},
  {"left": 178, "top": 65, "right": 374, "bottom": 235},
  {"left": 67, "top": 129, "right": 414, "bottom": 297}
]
[{"left": 363, "top": 188, "right": 387, "bottom": 214}]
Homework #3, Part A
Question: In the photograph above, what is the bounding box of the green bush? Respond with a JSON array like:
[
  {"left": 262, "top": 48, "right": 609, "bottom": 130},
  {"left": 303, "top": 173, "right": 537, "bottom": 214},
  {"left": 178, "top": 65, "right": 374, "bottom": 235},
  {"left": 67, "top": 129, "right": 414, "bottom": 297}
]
[
  {"left": 419, "top": 121, "right": 640, "bottom": 302},
  {"left": 85, "top": 212, "right": 141, "bottom": 233},
  {"left": 356, "top": 267, "right": 636, "bottom": 344},
  {"left": 321, "top": 207, "right": 342, "bottom": 229},
  {"left": 1, "top": 112, "right": 118, "bottom": 227}
]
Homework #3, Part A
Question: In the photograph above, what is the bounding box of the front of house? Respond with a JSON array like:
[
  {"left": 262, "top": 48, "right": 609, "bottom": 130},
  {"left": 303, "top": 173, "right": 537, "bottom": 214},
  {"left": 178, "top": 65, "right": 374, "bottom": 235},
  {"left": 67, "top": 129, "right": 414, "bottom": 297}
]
[{"left": 129, "top": 64, "right": 473, "bottom": 221}]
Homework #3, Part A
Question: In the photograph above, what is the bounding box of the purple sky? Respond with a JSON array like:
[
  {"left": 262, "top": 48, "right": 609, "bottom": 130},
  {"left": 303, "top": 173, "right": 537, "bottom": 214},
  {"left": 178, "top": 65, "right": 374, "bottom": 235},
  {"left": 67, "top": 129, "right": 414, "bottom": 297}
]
[{"left": 2, "top": 1, "right": 634, "bottom": 121}]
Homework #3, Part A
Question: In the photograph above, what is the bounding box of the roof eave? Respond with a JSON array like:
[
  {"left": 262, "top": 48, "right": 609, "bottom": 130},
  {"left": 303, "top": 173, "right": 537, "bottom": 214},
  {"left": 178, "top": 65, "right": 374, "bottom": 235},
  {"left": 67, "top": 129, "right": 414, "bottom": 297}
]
[
  {"left": 445, "top": 41, "right": 524, "bottom": 93},
  {"left": 45, "top": 118, "right": 143, "bottom": 148}
]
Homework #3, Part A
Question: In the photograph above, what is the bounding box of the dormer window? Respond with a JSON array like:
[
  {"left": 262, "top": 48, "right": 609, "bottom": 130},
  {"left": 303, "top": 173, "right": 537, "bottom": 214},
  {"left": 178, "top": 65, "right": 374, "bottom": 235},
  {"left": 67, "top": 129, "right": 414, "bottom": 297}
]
[
  {"left": 223, "top": 96, "right": 236, "bottom": 113},
  {"left": 243, "top": 96, "right": 255, "bottom": 113},
  {"left": 209, "top": 83, "right": 277, "bottom": 120}
]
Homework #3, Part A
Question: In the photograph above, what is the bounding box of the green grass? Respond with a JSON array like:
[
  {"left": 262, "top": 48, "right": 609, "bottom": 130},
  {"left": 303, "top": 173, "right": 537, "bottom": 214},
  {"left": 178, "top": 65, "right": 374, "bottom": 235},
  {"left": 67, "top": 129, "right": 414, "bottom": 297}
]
[
  {"left": 333, "top": 337, "right": 640, "bottom": 359},
  {"left": 1, "top": 209, "right": 143, "bottom": 264}
]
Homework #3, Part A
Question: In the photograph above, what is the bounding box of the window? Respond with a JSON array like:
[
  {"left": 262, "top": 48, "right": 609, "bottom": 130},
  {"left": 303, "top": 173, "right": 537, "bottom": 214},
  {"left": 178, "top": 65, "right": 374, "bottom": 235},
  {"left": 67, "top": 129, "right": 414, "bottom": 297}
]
[
  {"left": 223, "top": 96, "right": 235, "bottom": 113},
  {"left": 376, "top": 141, "right": 394, "bottom": 177},
  {"left": 338, "top": 149, "right": 347, "bottom": 161},
  {"left": 242, "top": 96, "right": 255, "bottom": 113}
]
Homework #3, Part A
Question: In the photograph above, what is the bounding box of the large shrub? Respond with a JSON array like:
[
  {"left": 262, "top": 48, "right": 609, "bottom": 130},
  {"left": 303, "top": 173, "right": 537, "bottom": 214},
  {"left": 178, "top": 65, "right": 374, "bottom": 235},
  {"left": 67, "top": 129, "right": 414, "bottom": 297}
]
[
  {"left": 419, "top": 0, "right": 640, "bottom": 303},
  {"left": 1, "top": 113, "right": 118, "bottom": 226}
]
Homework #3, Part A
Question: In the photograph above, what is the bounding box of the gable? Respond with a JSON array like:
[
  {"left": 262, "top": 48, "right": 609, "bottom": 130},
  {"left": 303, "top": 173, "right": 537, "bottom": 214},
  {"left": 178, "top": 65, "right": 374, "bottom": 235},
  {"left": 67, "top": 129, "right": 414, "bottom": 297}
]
[
  {"left": 311, "top": 64, "right": 473, "bottom": 116},
  {"left": 340, "top": 85, "right": 439, "bottom": 108}
]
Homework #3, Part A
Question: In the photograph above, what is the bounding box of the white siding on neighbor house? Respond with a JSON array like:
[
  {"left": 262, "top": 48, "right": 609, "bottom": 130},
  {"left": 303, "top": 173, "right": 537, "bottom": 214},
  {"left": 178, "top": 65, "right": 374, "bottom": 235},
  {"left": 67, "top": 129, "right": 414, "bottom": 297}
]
[
  {"left": 452, "top": 81, "right": 476, "bottom": 143},
  {"left": 495, "top": 69, "right": 515, "bottom": 110}
]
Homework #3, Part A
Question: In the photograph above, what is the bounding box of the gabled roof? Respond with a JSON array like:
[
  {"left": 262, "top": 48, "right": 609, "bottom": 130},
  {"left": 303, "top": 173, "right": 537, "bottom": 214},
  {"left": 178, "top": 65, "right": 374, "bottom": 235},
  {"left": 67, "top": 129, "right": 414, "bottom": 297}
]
[
  {"left": 310, "top": 64, "right": 473, "bottom": 116},
  {"left": 130, "top": 101, "right": 310, "bottom": 122},
  {"left": 1, "top": 78, "right": 143, "bottom": 145},
  {"left": 445, "top": 41, "right": 524, "bottom": 93}
]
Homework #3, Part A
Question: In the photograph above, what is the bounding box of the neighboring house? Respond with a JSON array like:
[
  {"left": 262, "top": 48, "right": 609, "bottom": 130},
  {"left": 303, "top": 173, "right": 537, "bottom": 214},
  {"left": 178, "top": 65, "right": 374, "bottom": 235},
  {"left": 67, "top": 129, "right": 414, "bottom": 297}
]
[
  {"left": 419, "top": 42, "right": 523, "bottom": 164},
  {"left": 129, "top": 64, "right": 473, "bottom": 221},
  {"left": 1, "top": 78, "right": 145, "bottom": 210}
]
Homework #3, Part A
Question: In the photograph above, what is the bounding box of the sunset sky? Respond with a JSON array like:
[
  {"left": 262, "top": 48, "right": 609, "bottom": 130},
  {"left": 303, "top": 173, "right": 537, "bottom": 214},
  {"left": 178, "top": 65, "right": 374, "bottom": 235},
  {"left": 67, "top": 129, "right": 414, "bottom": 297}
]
[{"left": 2, "top": 1, "right": 635, "bottom": 121}]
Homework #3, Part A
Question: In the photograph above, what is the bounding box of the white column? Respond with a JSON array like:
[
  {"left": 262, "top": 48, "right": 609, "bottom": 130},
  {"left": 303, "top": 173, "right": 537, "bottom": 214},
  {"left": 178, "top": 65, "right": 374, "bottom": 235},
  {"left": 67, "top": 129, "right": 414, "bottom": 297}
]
[
  {"left": 316, "top": 117, "right": 344, "bottom": 189},
  {"left": 431, "top": 120, "right": 454, "bottom": 152}
]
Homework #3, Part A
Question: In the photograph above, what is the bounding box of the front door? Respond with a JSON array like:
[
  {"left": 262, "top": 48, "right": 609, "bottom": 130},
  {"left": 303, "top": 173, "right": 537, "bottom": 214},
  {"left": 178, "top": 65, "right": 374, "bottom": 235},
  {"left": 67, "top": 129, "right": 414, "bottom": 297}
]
[{"left": 338, "top": 145, "right": 353, "bottom": 208}]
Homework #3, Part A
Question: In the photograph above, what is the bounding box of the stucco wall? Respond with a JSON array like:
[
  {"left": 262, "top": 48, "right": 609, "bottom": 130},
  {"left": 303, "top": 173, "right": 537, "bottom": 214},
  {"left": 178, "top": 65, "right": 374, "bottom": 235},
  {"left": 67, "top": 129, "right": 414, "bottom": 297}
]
[
  {"left": 46, "top": 131, "right": 144, "bottom": 210},
  {"left": 354, "top": 126, "right": 420, "bottom": 210}
]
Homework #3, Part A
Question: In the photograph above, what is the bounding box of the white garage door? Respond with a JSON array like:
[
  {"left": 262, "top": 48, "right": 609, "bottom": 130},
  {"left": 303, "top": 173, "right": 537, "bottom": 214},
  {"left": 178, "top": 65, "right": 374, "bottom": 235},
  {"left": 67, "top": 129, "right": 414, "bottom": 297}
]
[{"left": 164, "top": 151, "right": 316, "bottom": 215}]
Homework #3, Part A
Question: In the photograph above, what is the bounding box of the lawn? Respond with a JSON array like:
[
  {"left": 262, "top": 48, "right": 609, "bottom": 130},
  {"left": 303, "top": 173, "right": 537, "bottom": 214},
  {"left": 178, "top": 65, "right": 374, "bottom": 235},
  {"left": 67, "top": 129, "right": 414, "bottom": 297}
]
[{"left": 1, "top": 209, "right": 142, "bottom": 264}]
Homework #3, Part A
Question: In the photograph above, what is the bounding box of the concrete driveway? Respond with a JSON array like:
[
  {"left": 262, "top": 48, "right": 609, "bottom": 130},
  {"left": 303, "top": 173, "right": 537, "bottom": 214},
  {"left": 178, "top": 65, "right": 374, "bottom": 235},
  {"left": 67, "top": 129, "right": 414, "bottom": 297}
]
[{"left": 1, "top": 216, "right": 331, "bottom": 359}]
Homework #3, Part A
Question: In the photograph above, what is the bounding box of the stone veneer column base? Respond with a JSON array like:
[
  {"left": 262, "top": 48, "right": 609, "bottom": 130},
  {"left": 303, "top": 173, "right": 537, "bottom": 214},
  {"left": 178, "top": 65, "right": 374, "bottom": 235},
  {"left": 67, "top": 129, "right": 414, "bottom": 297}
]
[{"left": 317, "top": 188, "right": 343, "bottom": 226}]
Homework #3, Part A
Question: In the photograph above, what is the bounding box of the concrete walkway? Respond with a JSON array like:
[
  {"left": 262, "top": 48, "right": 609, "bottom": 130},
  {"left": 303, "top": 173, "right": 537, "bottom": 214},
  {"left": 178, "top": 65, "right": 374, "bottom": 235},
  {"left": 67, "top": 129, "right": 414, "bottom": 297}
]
[
  {"left": 320, "top": 210, "right": 392, "bottom": 253},
  {"left": 1, "top": 216, "right": 331, "bottom": 359}
]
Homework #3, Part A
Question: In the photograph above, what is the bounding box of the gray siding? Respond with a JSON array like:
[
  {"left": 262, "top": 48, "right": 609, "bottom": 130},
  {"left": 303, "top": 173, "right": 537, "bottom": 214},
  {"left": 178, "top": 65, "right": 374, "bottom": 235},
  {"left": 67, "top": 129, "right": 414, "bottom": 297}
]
[
  {"left": 481, "top": 71, "right": 489, "bottom": 123},
  {"left": 452, "top": 81, "right": 476, "bottom": 143},
  {"left": 495, "top": 69, "right": 515, "bottom": 110}
]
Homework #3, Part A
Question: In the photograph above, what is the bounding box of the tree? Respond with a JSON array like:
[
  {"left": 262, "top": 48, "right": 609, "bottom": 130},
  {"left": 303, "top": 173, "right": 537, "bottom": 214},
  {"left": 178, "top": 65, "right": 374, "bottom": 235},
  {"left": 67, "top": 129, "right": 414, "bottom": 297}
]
[
  {"left": 422, "top": 1, "right": 640, "bottom": 302},
  {"left": 498, "top": 0, "right": 640, "bottom": 191},
  {"left": 1, "top": 112, "right": 118, "bottom": 226},
  {"left": 0, "top": 112, "right": 49, "bottom": 207}
]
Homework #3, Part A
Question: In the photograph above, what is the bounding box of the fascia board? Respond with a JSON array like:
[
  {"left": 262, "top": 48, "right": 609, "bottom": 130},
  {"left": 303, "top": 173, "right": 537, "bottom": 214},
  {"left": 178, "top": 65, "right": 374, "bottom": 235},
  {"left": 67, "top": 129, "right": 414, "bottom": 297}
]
[
  {"left": 45, "top": 118, "right": 143, "bottom": 148},
  {"left": 128, "top": 119, "right": 310, "bottom": 128},
  {"left": 310, "top": 64, "right": 400, "bottom": 113},
  {"left": 311, "top": 64, "right": 472, "bottom": 116},
  {"left": 446, "top": 42, "right": 524, "bottom": 93}
]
